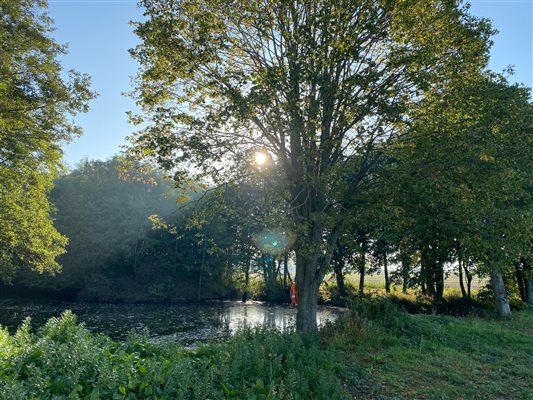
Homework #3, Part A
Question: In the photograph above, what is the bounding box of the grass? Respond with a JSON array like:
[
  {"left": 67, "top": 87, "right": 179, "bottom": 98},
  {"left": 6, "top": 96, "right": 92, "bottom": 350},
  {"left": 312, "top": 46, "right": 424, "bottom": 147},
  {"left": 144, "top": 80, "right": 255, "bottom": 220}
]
[
  {"left": 326, "top": 298, "right": 533, "bottom": 399},
  {"left": 0, "top": 300, "right": 531, "bottom": 399}
]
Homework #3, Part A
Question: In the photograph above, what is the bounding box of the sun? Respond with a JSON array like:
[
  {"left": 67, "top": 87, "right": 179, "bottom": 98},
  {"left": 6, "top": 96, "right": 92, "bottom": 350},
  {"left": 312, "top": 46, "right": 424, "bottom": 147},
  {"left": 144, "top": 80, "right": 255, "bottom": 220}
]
[{"left": 255, "top": 152, "right": 267, "bottom": 165}]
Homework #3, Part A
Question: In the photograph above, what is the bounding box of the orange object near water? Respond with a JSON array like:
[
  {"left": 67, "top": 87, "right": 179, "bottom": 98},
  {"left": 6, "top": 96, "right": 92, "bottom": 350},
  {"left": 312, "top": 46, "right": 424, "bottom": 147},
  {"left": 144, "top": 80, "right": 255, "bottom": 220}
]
[{"left": 290, "top": 282, "right": 298, "bottom": 305}]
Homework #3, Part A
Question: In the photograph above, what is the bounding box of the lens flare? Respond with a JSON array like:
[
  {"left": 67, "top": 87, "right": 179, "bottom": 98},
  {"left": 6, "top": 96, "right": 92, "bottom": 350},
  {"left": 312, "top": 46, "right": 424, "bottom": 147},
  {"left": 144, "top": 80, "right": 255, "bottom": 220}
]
[
  {"left": 255, "top": 152, "right": 267, "bottom": 165},
  {"left": 252, "top": 229, "right": 295, "bottom": 255}
]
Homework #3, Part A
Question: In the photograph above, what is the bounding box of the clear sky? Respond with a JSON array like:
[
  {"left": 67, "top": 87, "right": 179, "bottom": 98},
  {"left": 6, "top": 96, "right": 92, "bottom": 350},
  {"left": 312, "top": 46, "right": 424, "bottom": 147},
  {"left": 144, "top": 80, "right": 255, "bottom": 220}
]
[{"left": 47, "top": 0, "right": 533, "bottom": 167}]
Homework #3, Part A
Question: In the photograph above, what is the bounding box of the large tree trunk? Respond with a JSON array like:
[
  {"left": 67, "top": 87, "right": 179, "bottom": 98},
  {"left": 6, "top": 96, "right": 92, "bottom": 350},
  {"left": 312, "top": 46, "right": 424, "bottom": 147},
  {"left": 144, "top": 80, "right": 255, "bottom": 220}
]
[
  {"left": 295, "top": 252, "right": 320, "bottom": 333},
  {"left": 384, "top": 253, "right": 390, "bottom": 293},
  {"left": 490, "top": 271, "right": 511, "bottom": 317},
  {"left": 294, "top": 224, "right": 339, "bottom": 333}
]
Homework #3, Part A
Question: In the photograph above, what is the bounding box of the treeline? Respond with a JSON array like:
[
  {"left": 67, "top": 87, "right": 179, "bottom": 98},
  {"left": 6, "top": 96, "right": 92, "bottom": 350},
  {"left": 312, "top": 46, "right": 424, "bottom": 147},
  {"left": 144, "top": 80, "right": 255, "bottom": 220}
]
[
  {"left": 1, "top": 0, "right": 531, "bottom": 318},
  {"left": 5, "top": 141, "right": 531, "bottom": 311},
  {"left": 121, "top": 0, "right": 533, "bottom": 327},
  {"left": 5, "top": 158, "right": 291, "bottom": 303},
  {"left": 5, "top": 159, "right": 216, "bottom": 302}
]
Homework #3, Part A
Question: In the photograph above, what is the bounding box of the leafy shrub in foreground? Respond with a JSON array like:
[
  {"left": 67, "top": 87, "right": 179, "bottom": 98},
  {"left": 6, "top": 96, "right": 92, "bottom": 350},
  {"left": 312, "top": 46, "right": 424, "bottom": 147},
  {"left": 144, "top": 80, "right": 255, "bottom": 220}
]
[{"left": 0, "top": 311, "right": 346, "bottom": 399}]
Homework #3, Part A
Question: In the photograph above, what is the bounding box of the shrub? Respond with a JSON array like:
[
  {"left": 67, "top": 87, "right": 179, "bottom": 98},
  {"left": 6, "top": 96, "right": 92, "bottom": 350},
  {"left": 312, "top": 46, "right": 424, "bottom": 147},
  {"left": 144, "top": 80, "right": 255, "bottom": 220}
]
[
  {"left": 348, "top": 296, "right": 423, "bottom": 341},
  {"left": 0, "top": 311, "right": 347, "bottom": 399}
]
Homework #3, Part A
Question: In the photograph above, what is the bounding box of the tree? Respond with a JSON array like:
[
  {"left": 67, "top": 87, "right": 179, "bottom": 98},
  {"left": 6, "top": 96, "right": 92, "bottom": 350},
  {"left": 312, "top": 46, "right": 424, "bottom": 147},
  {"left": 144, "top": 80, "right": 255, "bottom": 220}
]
[
  {"left": 0, "top": 0, "right": 94, "bottom": 282},
  {"left": 126, "top": 0, "right": 492, "bottom": 332},
  {"left": 48, "top": 158, "right": 177, "bottom": 289},
  {"left": 383, "top": 73, "right": 531, "bottom": 314},
  {"left": 155, "top": 175, "right": 292, "bottom": 302}
]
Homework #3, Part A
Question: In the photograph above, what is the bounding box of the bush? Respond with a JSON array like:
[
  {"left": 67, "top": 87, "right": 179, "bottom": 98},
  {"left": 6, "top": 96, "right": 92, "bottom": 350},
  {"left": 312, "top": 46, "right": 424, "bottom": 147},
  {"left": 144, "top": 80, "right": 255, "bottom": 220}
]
[
  {"left": 0, "top": 311, "right": 347, "bottom": 399},
  {"left": 477, "top": 281, "right": 526, "bottom": 312},
  {"left": 348, "top": 296, "right": 424, "bottom": 342},
  {"left": 318, "top": 280, "right": 357, "bottom": 306}
]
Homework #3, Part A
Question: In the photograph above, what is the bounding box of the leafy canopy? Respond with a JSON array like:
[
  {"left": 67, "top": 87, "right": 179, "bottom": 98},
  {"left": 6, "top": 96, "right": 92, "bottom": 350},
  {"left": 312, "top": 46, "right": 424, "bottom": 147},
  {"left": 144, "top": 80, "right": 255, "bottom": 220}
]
[{"left": 0, "top": 0, "right": 94, "bottom": 282}]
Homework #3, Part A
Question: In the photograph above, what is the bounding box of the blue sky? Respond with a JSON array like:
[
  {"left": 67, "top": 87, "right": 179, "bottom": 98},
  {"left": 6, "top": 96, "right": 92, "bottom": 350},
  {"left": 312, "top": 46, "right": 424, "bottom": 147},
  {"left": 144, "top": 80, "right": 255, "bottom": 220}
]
[{"left": 47, "top": 0, "right": 533, "bottom": 167}]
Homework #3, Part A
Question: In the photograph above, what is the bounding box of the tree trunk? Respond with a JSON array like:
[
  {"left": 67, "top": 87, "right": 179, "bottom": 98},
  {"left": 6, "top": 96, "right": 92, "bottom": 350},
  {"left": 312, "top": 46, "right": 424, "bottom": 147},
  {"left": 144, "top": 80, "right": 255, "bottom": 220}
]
[
  {"left": 490, "top": 271, "right": 511, "bottom": 317},
  {"left": 524, "top": 259, "right": 533, "bottom": 305},
  {"left": 294, "top": 223, "right": 340, "bottom": 333},
  {"left": 295, "top": 252, "right": 319, "bottom": 333},
  {"left": 358, "top": 248, "right": 365, "bottom": 294},
  {"left": 435, "top": 261, "right": 444, "bottom": 301},
  {"left": 420, "top": 249, "right": 434, "bottom": 297},
  {"left": 463, "top": 263, "right": 473, "bottom": 300},
  {"left": 458, "top": 258, "right": 467, "bottom": 299},
  {"left": 401, "top": 252, "right": 409, "bottom": 294},
  {"left": 526, "top": 272, "right": 533, "bottom": 305},
  {"left": 334, "top": 260, "right": 346, "bottom": 298},
  {"left": 384, "top": 253, "right": 390, "bottom": 293},
  {"left": 515, "top": 263, "right": 526, "bottom": 302},
  {"left": 263, "top": 256, "right": 277, "bottom": 300},
  {"left": 242, "top": 257, "right": 251, "bottom": 303},
  {"left": 276, "top": 259, "right": 282, "bottom": 281},
  {"left": 261, "top": 255, "right": 267, "bottom": 287},
  {"left": 283, "top": 253, "right": 289, "bottom": 287}
]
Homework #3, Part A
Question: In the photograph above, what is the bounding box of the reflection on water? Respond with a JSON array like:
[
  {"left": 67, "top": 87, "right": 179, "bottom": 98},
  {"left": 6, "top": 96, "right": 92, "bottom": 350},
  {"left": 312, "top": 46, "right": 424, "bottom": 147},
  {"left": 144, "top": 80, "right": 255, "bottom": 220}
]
[{"left": 0, "top": 300, "right": 343, "bottom": 345}]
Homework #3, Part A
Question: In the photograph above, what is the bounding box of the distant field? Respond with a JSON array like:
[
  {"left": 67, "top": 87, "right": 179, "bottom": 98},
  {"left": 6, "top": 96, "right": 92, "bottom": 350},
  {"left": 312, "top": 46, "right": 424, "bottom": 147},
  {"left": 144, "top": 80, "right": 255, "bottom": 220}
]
[{"left": 341, "top": 272, "right": 487, "bottom": 291}]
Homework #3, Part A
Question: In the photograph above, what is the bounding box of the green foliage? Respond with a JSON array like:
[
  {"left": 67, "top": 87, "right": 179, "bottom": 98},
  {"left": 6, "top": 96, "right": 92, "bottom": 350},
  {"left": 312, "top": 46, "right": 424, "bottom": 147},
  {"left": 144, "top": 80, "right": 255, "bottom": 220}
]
[
  {"left": 7, "top": 159, "right": 293, "bottom": 303},
  {"left": 344, "top": 297, "right": 424, "bottom": 343},
  {"left": 125, "top": 0, "right": 495, "bottom": 331},
  {"left": 0, "top": 311, "right": 345, "bottom": 399},
  {"left": 0, "top": 0, "right": 94, "bottom": 282},
  {"left": 11, "top": 158, "right": 180, "bottom": 297},
  {"left": 2, "top": 304, "right": 532, "bottom": 399},
  {"left": 367, "top": 74, "right": 533, "bottom": 302},
  {"left": 318, "top": 299, "right": 533, "bottom": 399}
]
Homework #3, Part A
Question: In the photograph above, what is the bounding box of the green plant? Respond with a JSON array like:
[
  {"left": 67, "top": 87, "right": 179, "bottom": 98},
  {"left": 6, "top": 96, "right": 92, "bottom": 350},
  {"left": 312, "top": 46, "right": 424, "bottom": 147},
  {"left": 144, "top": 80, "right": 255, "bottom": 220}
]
[{"left": 0, "top": 311, "right": 348, "bottom": 399}]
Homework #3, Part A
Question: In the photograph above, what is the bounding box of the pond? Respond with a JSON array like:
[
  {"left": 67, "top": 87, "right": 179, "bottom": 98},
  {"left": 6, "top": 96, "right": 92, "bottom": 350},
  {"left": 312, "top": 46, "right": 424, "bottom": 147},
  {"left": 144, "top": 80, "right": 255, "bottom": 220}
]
[{"left": 0, "top": 300, "right": 343, "bottom": 345}]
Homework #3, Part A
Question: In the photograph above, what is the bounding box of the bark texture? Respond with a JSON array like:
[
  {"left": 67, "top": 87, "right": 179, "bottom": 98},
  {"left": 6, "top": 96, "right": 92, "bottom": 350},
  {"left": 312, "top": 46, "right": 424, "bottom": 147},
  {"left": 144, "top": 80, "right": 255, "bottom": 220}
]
[
  {"left": 491, "top": 272, "right": 511, "bottom": 317},
  {"left": 295, "top": 254, "right": 320, "bottom": 333}
]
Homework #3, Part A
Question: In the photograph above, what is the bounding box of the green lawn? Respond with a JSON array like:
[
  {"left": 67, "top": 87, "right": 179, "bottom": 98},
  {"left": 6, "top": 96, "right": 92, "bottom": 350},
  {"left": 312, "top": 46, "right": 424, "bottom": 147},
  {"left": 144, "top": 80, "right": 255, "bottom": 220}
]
[{"left": 329, "top": 301, "right": 533, "bottom": 399}]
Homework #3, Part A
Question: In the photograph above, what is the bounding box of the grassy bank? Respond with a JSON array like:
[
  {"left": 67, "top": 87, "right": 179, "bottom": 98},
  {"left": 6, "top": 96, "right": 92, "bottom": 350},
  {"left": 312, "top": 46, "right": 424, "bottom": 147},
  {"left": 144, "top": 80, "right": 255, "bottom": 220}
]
[
  {"left": 328, "top": 299, "right": 533, "bottom": 399},
  {"left": 0, "top": 301, "right": 531, "bottom": 399}
]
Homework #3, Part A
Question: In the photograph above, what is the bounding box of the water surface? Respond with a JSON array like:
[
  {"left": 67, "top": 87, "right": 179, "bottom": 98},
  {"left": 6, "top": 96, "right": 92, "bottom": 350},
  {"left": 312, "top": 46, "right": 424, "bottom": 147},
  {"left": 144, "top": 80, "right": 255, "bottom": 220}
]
[{"left": 0, "top": 300, "right": 342, "bottom": 345}]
